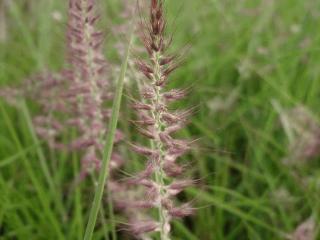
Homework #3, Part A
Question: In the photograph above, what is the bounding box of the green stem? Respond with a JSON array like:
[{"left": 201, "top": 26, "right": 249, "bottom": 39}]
[
  {"left": 0, "top": 103, "right": 64, "bottom": 239},
  {"left": 90, "top": 174, "right": 110, "bottom": 240},
  {"left": 72, "top": 137, "right": 84, "bottom": 239},
  {"left": 20, "top": 100, "right": 66, "bottom": 221},
  {"left": 107, "top": 190, "right": 117, "bottom": 240},
  {"left": 83, "top": 31, "right": 133, "bottom": 240},
  {"left": 151, "top": 51, "right": 171, "bottom": 240},
  {"left": 20, "top": 100, "right": 54, "bottom": 191}
]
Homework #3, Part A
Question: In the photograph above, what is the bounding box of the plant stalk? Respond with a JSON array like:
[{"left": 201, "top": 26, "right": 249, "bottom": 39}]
[{"left": 83, "top": 30, "right": 133, "bottom": 240}]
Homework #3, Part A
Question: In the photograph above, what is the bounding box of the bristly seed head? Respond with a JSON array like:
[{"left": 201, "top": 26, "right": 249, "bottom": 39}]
[{"left": 127, "top": 0, "right": 196, "bottom": 238}]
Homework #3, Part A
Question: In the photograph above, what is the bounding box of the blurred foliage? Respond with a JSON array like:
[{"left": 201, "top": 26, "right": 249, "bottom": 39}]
[{"left": 0, "top": 0, "right": 320, "bottom": 239}]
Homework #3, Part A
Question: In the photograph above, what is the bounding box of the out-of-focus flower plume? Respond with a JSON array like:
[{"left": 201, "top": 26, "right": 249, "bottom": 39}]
[
  {"left": 273, "top": 101, "right": 320, "bottom": 165},
  {"left": 0, "top": 0, "right": 124, "bottom": 179}
]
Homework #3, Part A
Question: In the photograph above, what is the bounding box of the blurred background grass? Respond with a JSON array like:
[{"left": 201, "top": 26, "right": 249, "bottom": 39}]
[{"left": 1, "top": 0, "right": 320, "bottom": 239}]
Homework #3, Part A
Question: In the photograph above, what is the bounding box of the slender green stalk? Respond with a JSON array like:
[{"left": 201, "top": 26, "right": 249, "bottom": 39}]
[
  {"left": 151, "top": 52, "right": 171, "bottom": 240},
  {"left": 20, "top": 100, "right": 54, "bottom": 192},
  {"left": 83, "top": 31, "right": 133, "bottom": 240},
  {"left": 0, "top": 103, "right": 64, "bottom": 239},
  {"left": 20, "top": 100, "right": 66, "bottom": 221},
  {"left": 72, "top": 139, "right": 84, "bottom": 240},
  {"left": 90, "top": 173, "right": 110, "bottom": 240},
  {"left": 107, "top": 190, "right": 117, "bottom": 240}
]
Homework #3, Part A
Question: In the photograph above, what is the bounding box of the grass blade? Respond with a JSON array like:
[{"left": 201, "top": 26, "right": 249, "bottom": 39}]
[
  {"left": 187, "top": 188, "right": 286, "bottom": 237},
  {"left": 20, "top": 100, "right": 54, "bottom": 192},
  {"left": 83, "top": 31, "right": 133, "bottom": 240},
  {"left": 0, "top": 102, "right": 64, "bottom": 239}
]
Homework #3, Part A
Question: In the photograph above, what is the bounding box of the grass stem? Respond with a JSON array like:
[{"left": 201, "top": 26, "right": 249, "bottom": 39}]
[{"left": 83, "top": 30, "right": 133, "bottom": 240}]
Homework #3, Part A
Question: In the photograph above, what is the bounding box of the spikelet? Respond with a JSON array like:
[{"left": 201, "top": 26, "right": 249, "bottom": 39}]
[{"left": 123, "top": 1, "right": 195, "bottom": 239}]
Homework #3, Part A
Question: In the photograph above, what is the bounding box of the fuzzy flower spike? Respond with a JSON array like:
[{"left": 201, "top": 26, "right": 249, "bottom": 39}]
[
  {"left": 31, "top": 0, "right": 123, "bottom": 179},
  {"left": 66, "top": 0, "right": 127, "bottom": 178},
  {"left": 0, "top": 0, "right": 124, "bottom": 181},
  {"left": 127, "top": 0, "right": 195, "bottom": 239}
]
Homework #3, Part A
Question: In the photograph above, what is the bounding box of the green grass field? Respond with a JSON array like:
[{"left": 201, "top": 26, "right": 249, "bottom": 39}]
[{"left": 0, "top": 0, "right": 320, "bottom": 239}]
